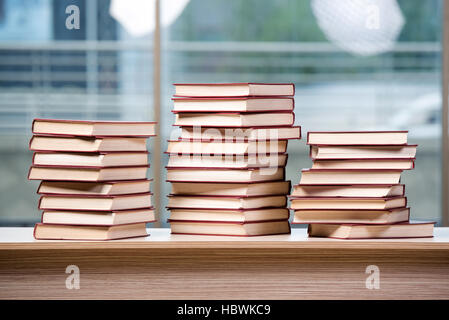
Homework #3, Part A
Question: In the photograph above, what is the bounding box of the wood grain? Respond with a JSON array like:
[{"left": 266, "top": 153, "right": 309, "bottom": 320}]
[{"left": 0, "top": 228, "right": 448, "bottom": 299}]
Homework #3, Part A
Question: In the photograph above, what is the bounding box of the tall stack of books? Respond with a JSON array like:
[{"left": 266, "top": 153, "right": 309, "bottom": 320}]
[
  {"left": 166, "top": 83, "right": 301, "bottom": 236},
  {"left": 28, "top": 119, "right": 157, "bottom": 240},
  {"left": 290, "top": 131, "right": 435, "bottom": 239}
]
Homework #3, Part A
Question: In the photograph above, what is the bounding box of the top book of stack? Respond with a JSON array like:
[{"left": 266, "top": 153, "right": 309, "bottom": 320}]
[
  {"left": 32, "top": 119, "right": 156, "bottom": 137},
  {"left": 173, "top": 83, "right": 295, "bottom": 97}
]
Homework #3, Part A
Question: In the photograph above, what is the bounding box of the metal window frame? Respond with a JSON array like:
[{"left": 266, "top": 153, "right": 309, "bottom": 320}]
[{"left": 442, "top": 0, "right": 449, "bottom": 227}]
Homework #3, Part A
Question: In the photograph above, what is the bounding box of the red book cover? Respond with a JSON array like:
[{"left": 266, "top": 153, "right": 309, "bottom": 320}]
[{"left": 173, "top": 82, "right": 296, "bottom": 97}]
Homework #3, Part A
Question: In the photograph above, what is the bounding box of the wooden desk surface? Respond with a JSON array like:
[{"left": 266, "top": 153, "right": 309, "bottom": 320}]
[
  {"left": 1, "top": 227, "right": 448, "bottom": 299},
  {"left": 1, "top": 227, "right": 449, "bottom": 250}
]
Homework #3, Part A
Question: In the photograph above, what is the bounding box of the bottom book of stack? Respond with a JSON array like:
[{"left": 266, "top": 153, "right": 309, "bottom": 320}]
[
  {"left": 307, "top": 221, "right": 435, "bottom": 239},
  {"left": 168, "top": 207, "right": 290, "bottom": 236}
]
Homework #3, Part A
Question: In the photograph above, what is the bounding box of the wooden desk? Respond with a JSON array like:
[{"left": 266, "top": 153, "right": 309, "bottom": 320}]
[{"left": 1, "top": 227, "right": 448, "bottom": 299}]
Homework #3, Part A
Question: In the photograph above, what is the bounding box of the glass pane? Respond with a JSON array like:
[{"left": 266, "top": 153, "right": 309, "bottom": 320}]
[
  {"left": 0, "top": 0, "right": 154, "bottom": 226},
  {"left": 162, "top": 0, "right": 442, "bottom": 227}
]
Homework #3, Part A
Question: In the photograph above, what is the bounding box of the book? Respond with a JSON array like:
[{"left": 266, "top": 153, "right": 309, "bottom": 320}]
[
  {"left": 167, "top": 195, "right": 287, "bottom": 210},
  {"left": 28, "top": 165, "right": 148, "bottom": 181},
  {"left": 41, "top": 207, "right": 155, "bottom": 226},
  {"left": 292, "top": 207, "right": 410, "bottom": 225},
  {"left": 166, "top": 140, "right": 287, "bottom": 155},
  {"left": 29, "top": 135, "right": 148, "bottom": 152},
  {"left": 299, "top": 169, "right": 402, "bottom": 185},
  {"left": 39, "top": 192, "right": 152, "bottom": 211},
  {"left": 174, "top": 112, "right": 295, "bottom": 127},
  {"left": 168, "top": 207, "right": 289, "bottom": 222},
  {"left": 37, "top": 180, "right": 151, "bottom": 195},
  {"left": 307, "top": 221, "right": 435, "bottom": 239},
  {"left": 167, "top": 154, "right": 287, "bottom": 169},
  {"left": 290, "top": 196, "right": 407, "bottom": 210},
  {"left": 180, "top": 126, "right": 301, "bottom": 141},
  {"left": 170, "top": 220, "right": 291, "bottom": 236},
  {"left": 32, "top": 119, "right": 156, "bottom": 137},
  {"left": 173, "top": 83, "right": 295, "bottom": 97},
  {"left": 310, "top": 145, "right": 417, "bottom": 160},
  {"left": 32, "top": 152, "right": 148, "bottom": 168},
  {"left": 311, "top": 159, "right": 414, "bottom": 170},
  {"left": 33, "top": 222, "right": 149, "bottom": 240},
  {"left": 291, "top": 184, "right": 404, "bottom": 198},
  {"left": 172, "top": 97, "right": 294, "bottom": 112},
  {"left": 166, "top": 167, "right": 285, "bottom": 183},
  {"left": 307, "top": 131, "right": 408, "bottom": 145},
  {"left": 169, "top": 181, "right": 291, "bottom": 196}
]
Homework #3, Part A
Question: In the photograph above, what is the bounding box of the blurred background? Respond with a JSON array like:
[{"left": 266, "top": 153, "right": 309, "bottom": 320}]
[{"left": 0, "top": 0, "right": 443, "bottom": 227}]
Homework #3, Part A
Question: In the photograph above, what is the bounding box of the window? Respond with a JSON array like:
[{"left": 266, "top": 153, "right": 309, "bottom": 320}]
[{"left": 0, "top": 0, "right": 445, "bottom": 226}]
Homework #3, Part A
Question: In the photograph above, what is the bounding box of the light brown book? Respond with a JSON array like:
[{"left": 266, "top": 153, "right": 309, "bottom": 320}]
[
  {"left": 32, "top": 119, "right": 156, "bottom": 137},
  {"left": 33, "top": 152, "right": 148, "bottom": 167},
  {"left": 291, "top": 184, "right": 404, "bottom": 198},
  {"left": 172, "top": 97, "right": 294, "bottom": 112},
  {"left": 38, "top": 180, "right": 151, "bottom": 196},
  {"left": 168, "top": 208, "right": 289, "bottom": 222},
  {"left": 299, "top": 169, "right": 402, "bottom": 185},
  {"left": 41, "top": 207, "right": 155, "bottom": 226},
  {"left": 169, "top": 181, "right": 290, "bottom": 196},
  {"left": 308, "top": 221, "right": 435, "bottom": 239},
  {"left": 180, "top": 126, "right": 301, "bottom": 141},
  {"left": 33, "top": 222, "right": 149, "bottom": 240},
  {"left": 29, "top": 135, "right": 148, "bottom": 152},
  {"left": 167, "top": 154, "right": 287, "bottom": 169},
  {"left": 39, "top": 193, "right": 152, "bottom": 211},
  {"left": 166, "top": 140, "right": 287, "bottom": 155},
  {"left": 310, "top": 145, "right": 417, "bottom": 159},
  {"left": 170, "top": 220, "right": 291, "bottom": 236},
  {"left": 290, "top": 196, "right": 406, "bottom": 210},
  {"left": 173, "top": 83, "right": 295, "bottom": 97},
  {"left": 311, "top": 159, "right": 414, "bottom": 170},
  {"left": 166, "top": 167, "right": 285, "bottom": 183},
  {"left": 307, "top": 131, "right": 408, "bottom": 145},
  {"left": 293, "top": 207, "right": 410, "bottom": 224},
  {"left": 174, "top": 112, "right": 294, "bottom": 127},
  {"left": 28, "top": 165, "right": 148, "bottom": 182},
  {"left": 167, "top": 195, "right": 287, "bottom": 210}
]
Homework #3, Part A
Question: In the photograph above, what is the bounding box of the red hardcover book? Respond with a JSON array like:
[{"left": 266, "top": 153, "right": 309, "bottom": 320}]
[
  {"left": 309, "top": 144, "right": 418, "bottom": 160},
  {"left": 169, "top": 219, "right": 291, "bottom": 237},
  {"left": 33, "top": 222, "right": 150, "bottom": 240},
  {"left": 38, "top": 192, "right": 153, "bottom": 211},
  {"left": 178, "top": 125, "right": 301, "bottom": 141},
  {"left": 171, "top": 96, "right": 295, "bottom": 113},
  {"left": 168, "top": 207, "right": 289, "bottom": 223},
  {"left": 32, "top": 118, "right": 157, "bottom": 137},
  {"left": 289, "top": 196, "right": 407, "bottom": 210},
  {"left": 291, "top": 183, "right": 405, "bottom": 198},
  {"left": 41, "top": 207, "right": 156, "bottom": 226},
  {"left": 28, "top": 165, "right": 149, "bottom": 182},
  {"left": 292, "top": 207, "right": 410, "bottom": 225},
  {"left": 174, "top": 111, "right": 295, "bottom": 128},
  {"left": 173, "top": 82, "right": 295, "bottom": 97},
  {"left": 307, "top": 131, "right": 409, "bottom": 145},
  {"left": 32, "top": 151, "right": 149, "bottom": 168},
  {"left": 307, "top": 221, "right": 435, "bottom": 239}
]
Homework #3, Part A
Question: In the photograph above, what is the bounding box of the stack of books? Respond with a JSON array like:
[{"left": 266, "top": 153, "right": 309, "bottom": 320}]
[
  {"left": 290, "top": 131, "right": 435, "bottom": 239},
  {"left": 166, "top": 83, "right": 301, "bottom": 236},
  {"left": 28, "top": 119, "right": 157, "bottom": 240}
]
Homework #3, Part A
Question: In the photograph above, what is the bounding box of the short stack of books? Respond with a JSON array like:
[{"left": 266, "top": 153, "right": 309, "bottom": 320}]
[
  {"left": 28, "top": 119, "right": 157, "bottom": 240},
  {"left": 166, "top": 83, "right": 301, "bottom": 236},
  {"left": 290, "top": 131, "right": 435, "bottom": 239}
]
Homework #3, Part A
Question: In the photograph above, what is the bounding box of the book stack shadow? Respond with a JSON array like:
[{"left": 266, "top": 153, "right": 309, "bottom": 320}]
[
  {"left": 28, "top": 119, "right": 157, "bottom": 240},
  {"left": 290, "top": 131, "right": 434, "bottom": 239},
  {"left": 166, "top": 83, "right": 301, "bottom": 236}
]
